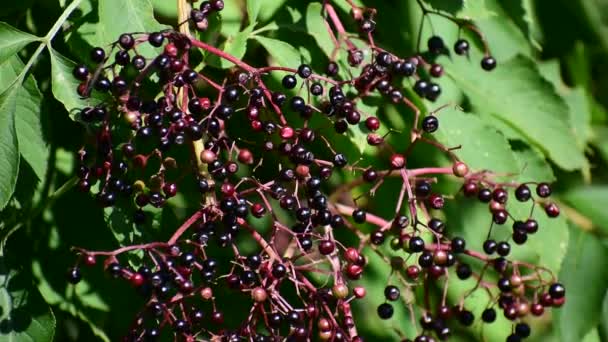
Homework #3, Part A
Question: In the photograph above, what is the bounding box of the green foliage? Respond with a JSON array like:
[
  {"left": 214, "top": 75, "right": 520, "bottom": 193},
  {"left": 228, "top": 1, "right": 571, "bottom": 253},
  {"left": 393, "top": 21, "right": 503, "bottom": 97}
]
[{"left": 0, "top": 0, "right": 607, "bottom": 341}]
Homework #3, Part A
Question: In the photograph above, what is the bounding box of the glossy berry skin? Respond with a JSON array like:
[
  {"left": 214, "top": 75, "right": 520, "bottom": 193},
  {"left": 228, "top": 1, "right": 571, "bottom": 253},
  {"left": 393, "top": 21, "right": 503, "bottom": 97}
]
[
  {"left": 428, "top": 36, "right": 445, "bottom": 54},
  {"left": 481, "top": 308, "right": 496, "bottom": 323},
  {"left": 408, "top": 236, "right": 425, "bottom": 253},
  {"left": 481, "top": 56, "right": 497, "bottom": 71},
  {"left": 377, "top": 303, "right": 394, "bottom": 319},
  {"left": 72, "top": 65, "right": 89, "bottom": 81},
  {"left": 454, "top": 39, "right": 470, "bottom": 55},
  {"left": 422, "top": 116, "right": 439, "bottom": 133},
  {"left": 549, "top": 283, "right": 566, "bottom": 299},
  {"left": 297, "top": 64, "right": 312, "bottom": 78},
  {"left": 451, "top": 237, "right": 466, "bottom": 253},
  {"left": 536, "top": 183, "right": 552, "bottom": 197},
  {"left": 90, "top": 47, "right": 105, "bottom": 63},
  {"left": 352, "top": 209, "right": 366, "bottom": 223},
  {"left": 515, "top": 184, "right": 532, "bottom": 201},
  {"left": 282, "top": 75, "right": 297, "bottom": 89},
  {"left": 384, "top": 285, "right": 400, "bottom": 301},
  {"left": 456, "top": 263, "right": 472, "bottom": 280},
  {"left": 66, "top": 267, "right": 82, "bottom": 284}
]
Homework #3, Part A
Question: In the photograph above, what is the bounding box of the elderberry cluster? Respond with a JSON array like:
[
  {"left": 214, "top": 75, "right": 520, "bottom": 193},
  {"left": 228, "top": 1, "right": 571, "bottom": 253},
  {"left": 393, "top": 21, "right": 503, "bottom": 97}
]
[{"left": 65, "top": 1, "right": 565, "bottom": 341}]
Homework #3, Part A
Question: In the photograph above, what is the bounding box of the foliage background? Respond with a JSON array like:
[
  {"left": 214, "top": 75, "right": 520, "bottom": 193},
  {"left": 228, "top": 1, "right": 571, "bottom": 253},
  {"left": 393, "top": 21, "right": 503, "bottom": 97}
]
[{"left": 0, "top": 0, "right": 607, "bottom": 341}]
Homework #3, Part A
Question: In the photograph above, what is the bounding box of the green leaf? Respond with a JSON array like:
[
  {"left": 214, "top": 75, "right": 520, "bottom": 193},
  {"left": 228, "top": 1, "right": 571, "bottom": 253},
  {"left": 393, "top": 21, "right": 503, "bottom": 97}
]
[
  {"left": 306, "top": 3, "right": 334, "bottom": 58},
  {"left": 98, "top": 0, "right": 167, "bottom": 56},
  {"left": 49, "top": 49, "right": 103, "bottom": 117},
  {"left": 562, "top": 186, "right": 608, "bottom": 235},
  {"left": 0, "top": 22, "right": 39, "bottom": 65},
  {"left": 434, "top": 108, "right": 519, "bottom": 174},
  {"left": 512, "top": 146, "right": 555, "bottom": 183},
  {"left": 0, "top": 56, "right": 48, "bottom": 181},
  {"left": 0, "top": 261, "right": 56, "bottom": 341},
  {"left": 443, "top": 53, "right": 587, "bottom": 171},
  {"left": 247, "top": 0, "right": 262, "bottom": 25},
  {"left": 207, "top": 25, "right": 254, "bottom": 69},
  {"left": 555, "top": 226, "right": 608, "bottom": 342},
  {"left": 252, "top": 35, "right": 301, "bottom": 68},
  {"left": 0, "top": 85, "right": 20, "bottom": 210}
]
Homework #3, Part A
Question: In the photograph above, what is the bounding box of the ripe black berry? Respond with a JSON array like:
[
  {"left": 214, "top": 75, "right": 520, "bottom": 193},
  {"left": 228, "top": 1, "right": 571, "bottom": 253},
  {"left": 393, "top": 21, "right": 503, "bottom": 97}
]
[
  {"left": 72, "top": 65, "right": 89, "bottom": 81},
  {"left": 481, "top": 308, "right": 496, "bottom": 323},
  {"left": 377, "top": 303, "right": 394, "bottom": 319},
  {"left": 282, "top": 74, "right": 297, "bottom": 89},
  {"left": 90, "top": 47, "right": 105, "bottom": 63},
  {"left": 118, "top": 33, "right": 135, "bottom": 49},
  {"left": 427, "top": 36, "right": 445, "bottom": 54},
  {"left": 536, "top": 183, "right": 552, "bottom": 197},
  {"left": 481, "top": 56, "right": 497, "bottom": 71},
  {"left": 352, "top": 209, "right": 366, "bottom": 223},
  {"left": 451, "top": 237, "right": 466, "bottom": 253},
  {"left": 422, "top": 116, "right": 439, "bottom": 133},
  {"left": 384, "top": 285, "right": 400, "bottom": 301},
  {"left": 409, "top": 236, "right": 425, "bottom": 253},
  {"left": 456, "top": 263, "right": 472, "bottom": 280},
  {"left": 297, "top": 64, "right": 312, "bottom": 78},
  {"left": 515, "top": 184, "right": 531, "bottom": 201},
  {"left": 148, "top": 32, "right": 164, "bottom": 47},
  {"left": 549, "top": 283, "right": 565, "bottom": 299},
  {"left": 454, "top": 39, "right": 469, "bottom": 55},
  {"left": 66, "top": 267, "right": 82, "bottom": 284},
  {"left": 483, "top": 239, "right": 497, "bottom": 254}
]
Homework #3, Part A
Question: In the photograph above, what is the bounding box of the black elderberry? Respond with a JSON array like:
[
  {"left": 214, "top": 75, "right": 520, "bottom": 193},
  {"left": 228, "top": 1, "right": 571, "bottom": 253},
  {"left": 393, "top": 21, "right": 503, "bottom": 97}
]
[
  {"left": 451, "top": 237, "right": 466, "bottom": 253},
  {"left": 414, "top": 80, "right": 429, "bottom": 97},
  {"left": 384, "top": 285, "right": 400, "bottom": 301},
  {"left": 326, "top": 61, "right": 339, "bottom": 76},
  {"left": 515, "top": 184, "right": 531, "bottom": 201},
  {"left": 310, "top": 82, "right": 323, "bottom": 96},
  {"left": 66, "top": 267, "right": 82, "bottom": 284},
  {"left": 549, "top": 283, "right": 565, "bottom": 299},
  {"left": 352, "top": 209, "right": 366, "bottom": 223},
  {"left": 333, "top": 153, "right": 348, "bottom": 168},
  {"left": 496, "top": 241, "right": 511, "bottom": 256},
  {"left": 515, "top": 323, "right": 531, "bottom": 338},
  {"left": 376, "top": 52, "right": 392, "bottom": 67},
  {"left": 119, "top": 33, "right": 135, "bottom": 49},
  {"left": 456, "top": 263, "right": 472, "bottom": 280},
  {"left": 409, "top": 236, "right": 425, "bottom": 253},
  {"left": 297, "top": 64, "right": 312, "bottom": 78},
  {"left": 481, "top": 56, "right": 497, "bottom": 71},
  {"left": 458, "top": 310, "right": 475, "bottom": 326},
  {"left": 478, "top": 188, "right": 492, "bottom": 202},
  {"left": 426, "top": 83, "right": 442, "bottom": 102},
  {"left": 415, "top": 181, "right": 432, "bottom": 197},
  {"left": 377, "top": 303, "right": 394, "bottom": 319},
  {"left": 272, "top": 263, "right": 287, "bottom": 278},
  {"left": 481, "top": 308, "right": 496, "bottom": 323},
  {"left": 282, "top": 74, "right": 297, "bottom": 89},
  {"left": 483, "top": 239, "right": 498, "bottom": 254},
  {"left": 536, "top": 183, "right": 552, "bottom": 197},
  {"left": 290, "top": 96, "right": 306, "bottom": 112},
  {"left": 90, "top": 47, "right": 105, "bottom": 63},
  {"left": 72, "top": 65, "right": 89, "bottom": 80},
  {"left": 454, "top": 39, "right": 469, "bottom": 55},
  {"left": 418, "top": 251, "right": 433, "bottom": 268},
  {"left": 428, "top": 36, "right": 445, "bottom": 54},
  {"left": 148, "top": 32, "right": 164, "bottom": 47},
  {"left": 132, "top": 55, "right": 146, "bottom": 70}
]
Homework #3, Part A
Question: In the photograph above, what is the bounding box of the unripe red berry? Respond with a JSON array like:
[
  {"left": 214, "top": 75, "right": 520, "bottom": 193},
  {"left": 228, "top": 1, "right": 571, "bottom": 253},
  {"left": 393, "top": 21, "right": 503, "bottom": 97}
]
[
  {"left": 238, "top": 149, "right": 254, "bottom": 164},
  {"left": 390, "top": 154, "right": 405, "bottom": 169},
  {"left": 452, "top": 161, "right": 469, "bottom": 177},
  {"left": 365, "top": 116, "right": 380, "bottom": 131}
]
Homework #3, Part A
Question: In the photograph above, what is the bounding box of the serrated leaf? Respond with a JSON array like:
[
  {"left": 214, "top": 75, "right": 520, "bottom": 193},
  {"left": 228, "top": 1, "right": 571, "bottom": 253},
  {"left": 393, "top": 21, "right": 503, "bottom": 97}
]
[
  {"left": 0, "top": 85, "right": 20, "bottom": 210},
  {"left": 306, "top": 3, "right": 334, "bottom": 58},
  {"left": 555, "top": 227, "right": 608, "bottom": 342},
  {"left": 98, "top": 0, "right": 167, "bottom": 57},
  {"left": 0, "top": 260, "right": 56, "bottom": 341},
  {"left": 562, "top": 186, "right": 608, "bottom": 235},
  {"left": 443, "top": 53, "right": 586, "bottom": 171},
  {"left": 207, "top": 25, "right": 254, "bottom": 69},
  {"left": 512, "top": 147, "right": 555, "bottom": 183},
  {"left": 247, "top": 0, "right": 262, "bottom": 25},
  {"left": 0, "top": 56, "right": 48, "bottom": 181},
  {"left": 252, "top": 35, "right": 300, "bottom": 68},
  {"left": 49, "top": 49, "right": 104, "bottom": 117},
  {"left": 0, "top": 22, "right": 39, "bottom": 65},
  {"left": 434, "top": 108, "right": 519, "bottom": 174}
]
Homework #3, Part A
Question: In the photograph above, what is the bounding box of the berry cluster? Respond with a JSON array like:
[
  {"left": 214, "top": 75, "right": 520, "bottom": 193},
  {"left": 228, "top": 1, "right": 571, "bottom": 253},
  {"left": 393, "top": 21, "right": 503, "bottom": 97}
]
[{"left": 67, "top": 1, "right": 565, "bottom": 341}]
